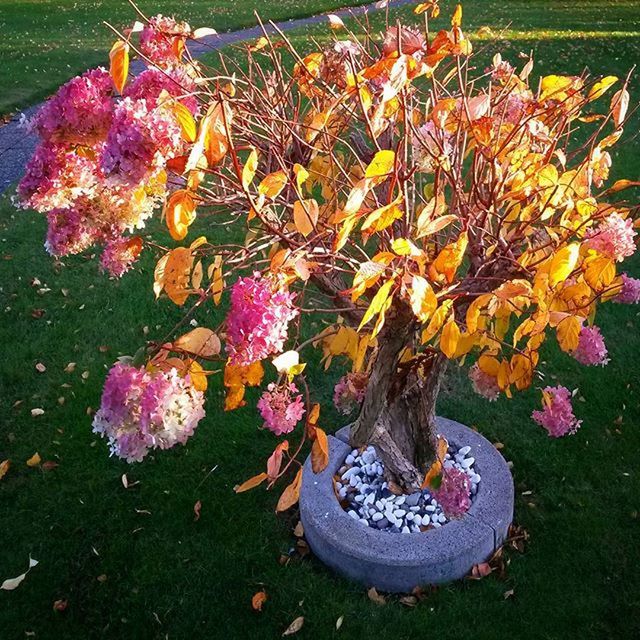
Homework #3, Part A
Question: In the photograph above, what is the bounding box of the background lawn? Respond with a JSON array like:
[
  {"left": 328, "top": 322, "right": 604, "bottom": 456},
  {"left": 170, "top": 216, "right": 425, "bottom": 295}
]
[{"left": 1, "top": 1, "right": 640, "bottom": 639}]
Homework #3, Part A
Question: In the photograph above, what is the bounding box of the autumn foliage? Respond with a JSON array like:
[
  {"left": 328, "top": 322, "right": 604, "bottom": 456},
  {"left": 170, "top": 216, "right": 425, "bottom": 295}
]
[{"left": 18, "top": 2, "right": 640, "bottom": 502}]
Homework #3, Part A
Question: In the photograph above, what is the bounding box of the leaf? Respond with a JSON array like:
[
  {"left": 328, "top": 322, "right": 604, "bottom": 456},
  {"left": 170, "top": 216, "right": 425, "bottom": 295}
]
[
  {"left": 164, "top": 247, "right": 194, "bottom": 305},
  {"left": 174, "top": 327, "right": 221, "bottom": 357},
  {"left": 276, "top": 467, "right": 303, "bottom": 512},
  {"left": 327, "top": 14, "right": 344, "bottom": 29},
  {"left": 311, "top": 428, "right": 329, "bottom": 473},
  {"left": 587, "top": 75, "right": 617, "bottom": 102},
  {"left": 171, "top": 101, "right": 197, "bottom": 142},
  {"left": 556, "top": 316, "right": 582, "bottom": 353},
  {"left": 361, "top": 202, "right": 403, "bottom": 234},
  {"left": 421, "top": 299, "right": 453, "bottom": 343},
  {"left": 1, "top": 556, "right": 38, "bottom": 591},
  {"left": 249, "top": 36, "right": 269, "bottom": 52},
  {"left": 470, "top": 562, "right": 493, "bottom": 579},
  {"left": 192, "top": 27, "right": 217, "bottom": 38},
  {"left": 293, "top": 164, "right": 309, "bottom": 193},
  {"left": 365, "top": 150, "right": 395, "bottom": 179},
  {"left": 430, "top": 232, "right": 468, "bottom": 283},
  {"left": 367, "top": 587, "right": 386, "bottom": 605},
  {"left": 410, "top": 275, "right": 437, "bottom": 323},
  {"left": 31, "top": 408, "right": 44, "bottom": 417},
  {"left": 0, "top": 459, "right": 9, "bottom": 480},
  {"left": 336, "top": 615, "right": 344, "bottom": 630},
  {"left": 165, "top": 190, "right": 196, "bottom": 241},
  {"left": 109, "top": 40, "right": 129, "bottom": 93},
  {"left": 235, "top": 472, "right": 268, "bottom": 493},
  {"left": 611, "top": 88, "right": 630, "bottom": 127},
  {"left": 549, "top": 243, "right": 580, "bottom": 287},
  {"left": 440, "top": 318, "right": 461, "bottom": 359},
  {"left": 272, "top": 351, "right": 302, "bottom": 375},
  {"left": 193, "top": 500, "right": 202, "bottom": 521},
  {"left": 451, "top": 3, "right": 463, "bottom": 28},
  {"left": 258, "top": 171, "right": 288, "bottom": 199},
  {"left": 282, "top": 616, "right": 304, "bottom": 636},
  {"left": 539, "top": 75, "right": 575, "bottom": 101},
  {"left": 242, "top": 148, "right": 258, "bottom": 189},
  {"left": 358, "top": 277, "right": 395, "bottom": 330},
  {"left": 293, "top": 199, "right": 319, "bottom": 237},
  {"left": 416, "top": 213, "right": 457, "bottom": 238},
  {"left": 583, "top": 255, "right": 615, "bottom": 291},
  {"left": 267, "top": 441, "right": 289, "bottom": 480},
  {"left": 26, "top": 452, "right": 41, "bottom": 467},
  {"left": 252, "top": 590, "right": 267, "bottom": 611}
]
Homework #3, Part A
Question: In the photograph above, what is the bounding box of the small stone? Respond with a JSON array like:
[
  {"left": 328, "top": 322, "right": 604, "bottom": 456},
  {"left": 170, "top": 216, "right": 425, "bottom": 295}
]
[
  {"left": 425, "top": 505, "right": 436, "bottom": 513},
  {"left": 394, "top": 509, "right": 407, "bottom": 518},
  {"left": 405, "top": 512, "right": 414, "bottom": 521},
  {"left": 401, "top": 526, "right": 411, "bottom": 534},
  {"left": 354, "top": 495, "right": 365, "bottom": 503},
  {"left": 349, "top": 475, "right": 359, "bottom": 487},
  {"left": 345, "top": 454, "right": 355, "bottom": 465},
  {"left": 431, "top": 513, "right": 439, "bottom": 524},
  {"left": 341, "top": 467, "right": 359, "bottom": 481},
  {"left": 459, "top": 445, "right": 471, "bottom": 456},
  {"left": 411, "top": 524, "right": 421, "bottom": 533},
  {"left": 405, "top": 493, "right": 420, "bottom": 507},
  {"left": 413, "top": 514, "right": 423, "bottom": 526},
  {"left": 375, "top": 500, "right": 385, "bottom": 510},
  {"left": 372, "top": 512, "right": 384, "bottom": 522},
  {"left": 375, "top": 517, "right": 390, "bottom": 530},
  {"left": 338, "top": 487, "right": 347, "bottom": 499},
  {"left": 438, "top": 513, "right": 446, "bottom": 524},
  {"left": 470, "top": 473, "right": 481, "bottom": 484},
  {"left": 432, "top": 521, "right": 442, "bottom": 528},
  {"left": 389, "top": 525, "right": 401, "bottom": 533},
  {"left": 348, "top": 510, "right": 359, "bottom": 520},
  {"left": 462, "top": 457, "right": 475, "bottom": 469},
  {"left": 394, "top": 495, "right": 406, "bottom": 506},
  {"left": 359, "top": 518, "right": 369, "bottom": 526}
]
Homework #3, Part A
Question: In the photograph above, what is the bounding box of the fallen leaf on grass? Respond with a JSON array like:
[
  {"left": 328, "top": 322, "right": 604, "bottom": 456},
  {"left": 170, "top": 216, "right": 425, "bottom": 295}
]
[
  {"left": 367, "top": 587, "right": 386, "bottom": 605},
  {"left": 1, "top": 556, "right": 38, "bottom": 591},
  {"left": 0, "top": 460, "right": 10, "bottom": 480},
  {"left": 503, "top": 589, "right": 515, "bottom": 599},
  {"left": 35, "top": 363, "right": 46, "bottom": 373},
  {"left": 469, "top": 562, "right": 493, "bottom": 579},
  {"left": 53, "top": 599, "right": 68, "bottom": 612},
  {"left": 193, "top": 500, "right": 202, "bottom": 521},
  {"left": 64, "top": 362, "right": 76, "bottom": 373},
  {"left": 97, "top": 574, "right": 107, "bottom": 583},
  {"left": 31, "top": 408, "right": 45, "bottom": 417},
  {"left": 399, "top": 595, "right": 418, "bottom": 607},
  {"left": 26, "top": 452, "right": 41, "bottom": 467},
  {"left": 336, "top": 615, "right": 344, "bottom": 630},
  {"left": 293, "top": 521, "right": 304, "bottom": 538},
  {"left": 282, "top": 616, "right": 304, "bottom": 636},
  {"left": 251, "top": 590, "right": 267, "bottom": 611},
  {"left": 42, "top": 461, "right": 59, "bottom": 471}
]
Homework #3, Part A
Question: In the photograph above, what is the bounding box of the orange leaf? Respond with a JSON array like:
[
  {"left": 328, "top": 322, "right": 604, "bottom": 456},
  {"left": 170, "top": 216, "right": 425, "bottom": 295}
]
[
  {"left": 293, "top": 199, "right": 319, "bottom": 237},
  {"left": 173, "top": 327, "right": 221, "bottom": 357},
  {"left": 164, "top": 247, "right": 194, "bottom": 305},
  {"left": 267, "top": 441, "right": 289, "bottom": 480},
  {"left": 252, "top": 590, "right": 268, "bottom": 611},
  {"left": 440, "top": 318, "right": 461, "bottom": 359},
  {"left": 109, "top": 40, "right": 129, "bottom": 93},
  {"left": 0, "top": 460, "right": 10, "bottom": 480},
  {"left": 235, "top": 472, "right": 268, "bottom": 493},
  {"left": 258, "top": 171, "right": 288, "bottom": 199},
  {"left": 276, "top": 467, "right": 303, "bottom": 512},
  {"left": 165, "top": 190, "right": 196, "bottom": 241},
  {"left": 311, "top": 428, "right": 329, "bottom": 473}
]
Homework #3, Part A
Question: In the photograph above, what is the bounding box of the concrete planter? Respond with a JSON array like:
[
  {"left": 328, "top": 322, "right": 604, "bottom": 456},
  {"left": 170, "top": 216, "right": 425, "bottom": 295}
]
[{"left": 299, "top": 417, "right": 513, "bottom": 592}]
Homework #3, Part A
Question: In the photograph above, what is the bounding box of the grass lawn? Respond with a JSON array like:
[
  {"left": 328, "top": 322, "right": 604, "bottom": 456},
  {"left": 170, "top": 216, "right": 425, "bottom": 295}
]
[
  {"left": 0, "top": 0, "right": 373, "bottom": 117},
  {"left": 2, "top": 1, "right": 640, "bottom": 638}
]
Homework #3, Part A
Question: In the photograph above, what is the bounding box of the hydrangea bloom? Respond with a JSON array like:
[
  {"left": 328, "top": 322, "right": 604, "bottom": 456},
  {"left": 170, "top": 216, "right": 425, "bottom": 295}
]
[
  {"left": 93, "top": 362, "right": 205, "bottom": 462},
  {"left": 432, "top": 467, "right": 471, "bottom": 518},
  {"left": 382, "top": 26, "right": 426, "bottom": 58},
  {"left": 140, "top": 15, "right": 191, "bottom": 67},
  {"left": 614, "top": 273, "right": 640, "bottom": 304},
  {"left": 571, "top": 325, "right": 609, "bottom": 366},
  {"left": 226, "top": 273, "right": 298, "bottom": 366},
  {"left": 413, "top": 121, "right": 453, "bottom": 172},
  {"left": 532, "top": 385, "right": 582, "bottom": 438},
  {"left": 333, "top": 372, "right": 368, "bottom": 415},
  {"left": 585, "top": 212, "right": 637, "bottom": 262},
  {"left": 468, "top": 363, "right": 500, "bottom": 401},
  {"left": 45, "top": 200, "right": 101, "bottom": 256},
  {"left": 101, "top": 98, "right": 183, "bottom": 185},
  {"left": 100, "top": 236, "right": 143, "bottom": 278},
  {"left": 257, "top": 382, "right": 305, "bottom": 436},
  {"left": 32, "top": 68, "right": 113, "bottom": 144},
  {"left": 123, "top": 66, "right": 199, "bottom": 115}
]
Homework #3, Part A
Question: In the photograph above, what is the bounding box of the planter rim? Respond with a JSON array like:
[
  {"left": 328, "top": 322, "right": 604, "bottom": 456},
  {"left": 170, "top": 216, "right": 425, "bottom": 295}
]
[{"left": 299, "top": 417, "right": 514, "bottom": 591}]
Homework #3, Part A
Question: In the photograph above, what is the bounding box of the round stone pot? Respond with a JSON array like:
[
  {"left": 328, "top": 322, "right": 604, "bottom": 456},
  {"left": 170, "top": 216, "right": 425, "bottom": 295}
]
[{"left": 299, "top": 417, "right": 513, "bottom": 593}]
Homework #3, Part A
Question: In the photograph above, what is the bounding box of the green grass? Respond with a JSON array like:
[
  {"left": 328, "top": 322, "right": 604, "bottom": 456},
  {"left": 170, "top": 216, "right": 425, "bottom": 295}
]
[
  {"left": 2, "top": 1, "right": 640, "bottom": 638},
  {"left": 0, "top": 0, "right": 372, "bottom": 117}
]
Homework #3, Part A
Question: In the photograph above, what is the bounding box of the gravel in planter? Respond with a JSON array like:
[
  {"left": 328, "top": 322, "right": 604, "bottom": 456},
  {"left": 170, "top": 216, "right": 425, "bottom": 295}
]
[{"left": 335, "top": 443, "right": 480, "bottom": 533}]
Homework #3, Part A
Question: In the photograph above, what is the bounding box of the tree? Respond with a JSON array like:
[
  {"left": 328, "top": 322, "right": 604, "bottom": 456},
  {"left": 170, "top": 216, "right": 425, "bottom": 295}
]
[{"left": 18, "top": 2, "right": 640, "bottom": 503}]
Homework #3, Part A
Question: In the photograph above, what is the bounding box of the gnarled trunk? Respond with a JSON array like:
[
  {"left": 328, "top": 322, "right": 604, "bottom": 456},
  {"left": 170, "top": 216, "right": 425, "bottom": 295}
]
[{"left": 350, "top": 301, "right": 448, "bottom": 492}]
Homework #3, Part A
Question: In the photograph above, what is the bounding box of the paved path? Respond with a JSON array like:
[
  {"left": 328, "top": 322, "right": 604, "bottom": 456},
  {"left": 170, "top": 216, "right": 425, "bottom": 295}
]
[{"left": 0, "top": 0, "right": 413, "bottom": 195}]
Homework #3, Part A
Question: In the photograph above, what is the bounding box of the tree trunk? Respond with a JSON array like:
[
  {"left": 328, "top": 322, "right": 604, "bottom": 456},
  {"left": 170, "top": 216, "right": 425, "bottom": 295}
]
[{"left": 350, "top": 302, "right": 448, "bottom": 493}]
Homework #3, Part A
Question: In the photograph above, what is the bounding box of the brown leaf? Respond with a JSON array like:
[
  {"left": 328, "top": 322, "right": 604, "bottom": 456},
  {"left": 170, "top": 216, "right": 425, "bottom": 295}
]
[
  {"left": 0, "top": 460, "right": 10, "bottom": 480},
  {"left": 399, "top": 595, "right": 418, "bottom": 607},
  {"left": 311, "top": 428, "right": 329, "bottom": 473},
  {"left": 53, "top": 599, "right": 68, "bottom": 612},
  {"left": 469, "top": 562, "right": 493, "bottom": 580},
  {"left": 173, "top": 327, "right": 221, "bottom": 357},
  {"left": 293, "top": 521, "right": 304, "bottom": 538},
  {"left": 251, "top": 590, "right": 267, "bottom": 611},
  {"left": 26, "top": 452, "right": 41, "bottom": 467},
  {"left": 282, "top": 616, "right": 304, "bottom": 636},
  {"left": 42, "top": 461, "right": 59, "bottom": 471},
  {"left": 193, "top": 500, "right": 202, "bottom": 521},
  {"left": 367, "top": 587, "right": 386, "bottom": 605},
  {"left": 235, "top": 472, "right": 268, "bottom": 493},
  {"left": 275, "top": 467, "right": 303, "bottom": 512}
]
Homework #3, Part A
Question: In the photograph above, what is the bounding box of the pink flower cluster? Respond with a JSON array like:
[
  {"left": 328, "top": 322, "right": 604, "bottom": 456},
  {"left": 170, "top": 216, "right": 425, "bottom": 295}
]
[
  {"left": 32, "top": 68, "right": 114, "bottom": 144},
  {"left": 124, "top": 66, "right": 199, "bottom": 115},
  {"left": 433, "top": 467, "right": 471, "bottom": 518},
  {"left": 614, "top": 273, "right": 640, "bottom": 304},
  {"left": 257, "top": 382, "right": 305, "bottom": 436},
  {"left": 100, "top": 236, "right": 143, "bottom": 278},
  {"left": 468, "top": 363, "right": 500, "bottom": 401},
  {"left": 226, "top": 274, "right": 298, "bottom": 366},
  {"left": 571, "top": 325, "right": 609, "bottom": 366},
  {"left": 140, "top": 15, "right": 191, "bottom": 67},
  {"left": 101, "top": 97, "right": 183, "bottom": 185},
  {"left": 585, "top": 212, "right": 637, "bottom": 262},
  {"left": 532, "top": 385, "right": 582, "bottom": 438},
  {"left": 333, "top": 372, "right": 368, "bottom": 415},
  {"left": 93, "top": 362, "right": 205, "bottom": 462},
  {"left": 45, "top": 198, "right": 101, "bottom": 256}
]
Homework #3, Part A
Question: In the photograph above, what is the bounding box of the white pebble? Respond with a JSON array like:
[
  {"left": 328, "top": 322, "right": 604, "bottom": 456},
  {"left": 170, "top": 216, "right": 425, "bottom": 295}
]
[
  {"left": 345, "top": 454, "right": 355, "bottom": 465},
  {"left": 401, "top": 526, "right": 410, "bottom": 534},
  {"left": 459, "top": 445, "right": 471, "bottom": 456},
  {"left": 348, "top": 510, "right": 359, "bottom": 520},
  {"left": 372, "top": 512, "right": 384, "bottom": 522}
]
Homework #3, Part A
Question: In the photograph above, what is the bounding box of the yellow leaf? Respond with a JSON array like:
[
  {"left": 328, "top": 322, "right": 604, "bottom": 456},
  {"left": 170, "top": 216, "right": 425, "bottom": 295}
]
[
  {"left": 539, "top": 75, "right": 575, "bottom": 101},
  {"left": 26, "top": 453, "right": 41, "bottom": 467},
  {"left": 343, "top": 178, "right": 370, "bottom": 217},
  {"left": 171, "top": 102, "right": 197, "bottom": 143},
  {"left": 276, "top": 467, "right": 303, "bottom": 512},
  {"left": 258, "top": 171, "right": 288, "bottom": 199},
  {"left": 208, "top": 255, "right": 224, "bottom": 305},
  {"left": 249, "top": 36, "right": 268, "bottom": 52},
  {"left": 583, "top": 255, "right": 615, "bottom": 291},
  {"left": 164, "top": 247, "right": 194, "bottom": 305},
  {"left": 416, "top": 214, "right": 457, "bottom": 238},
  {"left": 556, "top": 316, "right": 582, "bottom": 353},
  {"left": 440, "top": 318, "right": 461, "bottom": 359},
  {"left": 165, "top": 190, "right": 196, "bottom": 241},
  {"left": 187, "top": 360, "right": 208, "bottom": 391},
  {"left": 293, "top": 164, "right": 309, "bottom": 193},
  {"left": 311, "top": 428, "right": 330, "bottom": 473},
  {"left": 293, "top": 199, "right": 319, "bottom": 237},
  {"left": 235, "top": 472, "right": 268, "bottom": 493},
  {"left": 109, "top": 40, "right": 129, "bottom": 94},
  {"left": 611, "top": 88, "right": 630, "bottom": 127},
  {"left": 361, "top": 202, "right": 403, "bottom": 234},
  {"left": 588, "top": 75, "right": 618, "bottom": 102},
  {"left": 358, "top": 278, "right": 396, "bottom": 330},
  {"left": 365, "top": 150, "right": 395, "bottom": 179},
  {"left": 391, "top": 237, "right": 421, "bottom": 256},
  {"left": 242, "top": 148, "right": 258, "bottom": 189},
  {"left": 174, "top": 327, "right": 221, "bottom": 357},
  {"left": 421, "top": 299, "right": 453, "bottom": 343},
  {"left": 410, "top": 275, "right": 437, "bottom": 322},
  {"left": 430, "top": 232, "right": 468, "bottom": 283},
  {"left": 549, "top": 243, "right": 580, "bottom": 287},
  {"left": 451, "top": 4, "right": 463, "bottom": 28}
]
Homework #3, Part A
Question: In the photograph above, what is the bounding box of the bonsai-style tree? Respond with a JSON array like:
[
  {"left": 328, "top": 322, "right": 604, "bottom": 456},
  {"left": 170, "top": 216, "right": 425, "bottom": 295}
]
[{"left": 18, "top": 2, "right": 640, "bottom": 507}]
